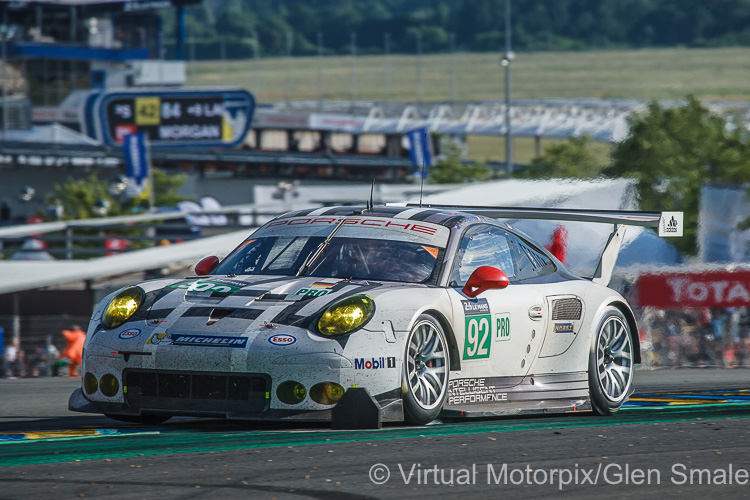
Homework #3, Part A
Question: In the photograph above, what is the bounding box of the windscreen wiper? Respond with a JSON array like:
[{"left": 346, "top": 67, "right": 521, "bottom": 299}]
[{"left": 295, "top": 217, "right": 348, "bottom": 276}]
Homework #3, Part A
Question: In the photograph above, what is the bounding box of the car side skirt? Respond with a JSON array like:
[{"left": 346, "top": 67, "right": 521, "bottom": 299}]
[{"left": 440, "top": 371, "right": 595, "bottom": 418}]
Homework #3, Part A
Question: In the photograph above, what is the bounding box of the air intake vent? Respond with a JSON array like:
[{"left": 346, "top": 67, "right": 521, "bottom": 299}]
[
  {"left": 551, "top": 298, "right": 582, "bottom": 320},
  {"left": 124, "top": 369, "right": 269, "bottom": 413}
]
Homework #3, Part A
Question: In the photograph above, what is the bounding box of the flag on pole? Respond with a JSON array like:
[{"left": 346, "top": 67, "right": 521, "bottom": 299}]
[
  {"left": 405, "top": 128, "right": 432, "bottom": 167},
  {"left": 123, "top": 132, "right": 150, "bottom": 198}
]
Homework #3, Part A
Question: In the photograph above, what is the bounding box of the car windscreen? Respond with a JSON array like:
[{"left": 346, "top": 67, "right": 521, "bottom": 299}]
[{"left": 213, "top": 236, "right": 443, "bottom": 284}]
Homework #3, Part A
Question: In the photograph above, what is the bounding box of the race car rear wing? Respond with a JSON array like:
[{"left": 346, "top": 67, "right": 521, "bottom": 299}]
[{"left": 389, "top": 203, "right": 683, "bottom": 286}]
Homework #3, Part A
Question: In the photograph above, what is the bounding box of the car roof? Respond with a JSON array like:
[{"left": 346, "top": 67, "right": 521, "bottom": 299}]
[{"left": 280, "top": 205, "right": 507, "bottom": 230}]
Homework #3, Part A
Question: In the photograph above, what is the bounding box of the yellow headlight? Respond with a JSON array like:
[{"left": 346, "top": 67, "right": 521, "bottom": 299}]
[
  {"left": 99, "top": 373, "right": 120, "bottom": 397},
  {"left": 317, "top": 295, "right": 374, "bottom": 336},
  {"left": 276, "top": 381, "right": 307, "bottom": 405},
  {"left": 310, "top": 382, "right": 345, "bottom": 405},
  {"left": 102, "top": 286, "right": 145, "bottom": 329}
]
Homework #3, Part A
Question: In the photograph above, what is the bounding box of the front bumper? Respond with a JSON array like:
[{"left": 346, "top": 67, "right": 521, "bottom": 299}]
[{"left": 69, "top": 385, "right": 404, "bottom": 422}]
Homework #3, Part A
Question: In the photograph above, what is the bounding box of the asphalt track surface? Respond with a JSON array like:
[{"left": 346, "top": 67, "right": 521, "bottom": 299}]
[{"left": 2, "top": 370, "right": 750, "bottom": 499}]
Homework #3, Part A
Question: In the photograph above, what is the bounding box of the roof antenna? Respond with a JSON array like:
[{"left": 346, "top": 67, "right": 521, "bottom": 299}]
[
  {"left": 419, "top": 131, "right": 427, "bottom": 208},
  {"left": 368, "top": 179, "right": 374, "bottom": 211}
]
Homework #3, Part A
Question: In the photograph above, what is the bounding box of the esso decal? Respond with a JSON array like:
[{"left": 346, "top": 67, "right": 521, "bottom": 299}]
[
  {"left": 118, "top": 329, "right": 141, "bottom": 340},
  {"left": 268, "top": 334, "right": 296, "bottom": 346}
]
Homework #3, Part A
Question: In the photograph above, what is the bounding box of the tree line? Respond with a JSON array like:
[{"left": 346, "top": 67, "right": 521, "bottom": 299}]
[
  {"left": 522, "top": 96, "right": 750, "bottom": 255},
  {"left": 164, "top": 0, "right": 750, "bottom": 59}
]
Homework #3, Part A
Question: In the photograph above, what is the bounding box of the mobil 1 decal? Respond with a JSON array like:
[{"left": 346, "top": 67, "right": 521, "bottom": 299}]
[{"left": 462, "top": 298, "right": 491, "bottom": 360}]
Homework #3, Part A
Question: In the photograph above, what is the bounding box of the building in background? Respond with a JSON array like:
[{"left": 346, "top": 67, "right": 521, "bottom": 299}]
[{"left": 1, "top": 0, "right": 196, "bottom": 121}]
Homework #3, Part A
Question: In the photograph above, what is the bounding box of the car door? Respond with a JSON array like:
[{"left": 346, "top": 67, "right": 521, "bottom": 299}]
[{"left": 448, "top": 224, "right": 550, "bottom": 380}]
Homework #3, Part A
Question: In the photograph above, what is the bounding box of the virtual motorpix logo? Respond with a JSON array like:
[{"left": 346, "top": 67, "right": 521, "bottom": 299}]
[{"left": 368, "top": 463, "right": 750, "bottom": 489}]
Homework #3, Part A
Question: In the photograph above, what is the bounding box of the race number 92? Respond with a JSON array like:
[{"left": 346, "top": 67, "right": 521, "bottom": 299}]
[{"left": 464, "top": 314, "right": 491, "bottom": 359}]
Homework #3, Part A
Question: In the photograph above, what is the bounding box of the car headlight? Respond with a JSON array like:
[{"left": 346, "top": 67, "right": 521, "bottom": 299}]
[
  {"left": 102, "top": 286, "right": 145, "bottom": 329},
  {"left": 317, "top": 295, "right": 375, "bottom": 336}
]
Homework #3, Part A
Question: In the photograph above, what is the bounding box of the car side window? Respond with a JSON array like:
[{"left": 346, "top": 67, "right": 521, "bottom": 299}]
[
  {"left": 508, "top": 234, "right": 555, "bottom": 280},
  {"left": 450, "top": 225, "right": 516, "bottom": 286}
]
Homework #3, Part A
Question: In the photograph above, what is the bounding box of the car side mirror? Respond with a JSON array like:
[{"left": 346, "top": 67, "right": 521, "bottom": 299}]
[
  {"left": 462, "top": 266, "right": 509, "bottom": 298},
  {"left": 195, "top": 256, "right": 220, "bottom": 276}
]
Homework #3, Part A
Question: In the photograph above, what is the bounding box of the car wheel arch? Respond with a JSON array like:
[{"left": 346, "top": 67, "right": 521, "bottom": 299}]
[
  {"left": 421, "top": 309, "right": 461, "bottom": 371},
  {"left": 607, "top": 301, "right": 641, "bottom": 365}
]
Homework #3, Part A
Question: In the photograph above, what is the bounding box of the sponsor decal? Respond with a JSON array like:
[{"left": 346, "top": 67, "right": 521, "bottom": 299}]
[
  {"left": 147, "top": 333, "right": 247, "bottom": 348},
  {"left": 636, "top": 270, "right": 750, "bottom": 308},
  {"left": 462, "top": 299, "right": 491, "bottom": 360},
  {"left": 169, "top": 279, "right": 245, "bottom": 294},
  {"left": 265, "top": 217, "right": 439, "bottom": 236},
  {"left": 658, "top": 211, "right": 683, "bottom": 237},
  {"left": 118, "top": 328, "right": 141, "bottom": 340},
  {"left": 664, "top": 216, "right": 679, "bottom": 232},
  {"left": 310, "top": 281, "right": 336, "bottom": 288},
  {"left": 268, "top": 334, "right": 297, "bottom": 346},
  {"left": 447, "top": 378, "right": 508, "bottom": 406},
  {"left": 494, "top": 313, "right": 510, "bottom": 341},
  {"left": 553, "top": 323, "right": 575, "bottom": 333},
  {"left": 354, "top": 357, "right": 396, "bottom": 370},
  {"left": 462, "top": 299, "right": 490, "bottom": 316},
  {"left": 295, "top": 288, "right": 330, "bottom": 297},
  {"left": 420, "top": 245, "right": 439, "bottom": 259}
]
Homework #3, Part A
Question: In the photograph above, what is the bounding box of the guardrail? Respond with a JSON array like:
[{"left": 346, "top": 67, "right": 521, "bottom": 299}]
[{"left": 0, "top": 204, "right": 282, "bottom": 260}]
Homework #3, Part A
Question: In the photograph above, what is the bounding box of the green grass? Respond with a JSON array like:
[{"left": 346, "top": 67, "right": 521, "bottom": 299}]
[
  {"left": 186, "top": 47, "right": 750, "bottom": 162},
  {"left": 187, "top": 47, "right": 750, "bottom": 103},
  {"left": 465, "top": 135, "right": 614, "bottom": 164}
]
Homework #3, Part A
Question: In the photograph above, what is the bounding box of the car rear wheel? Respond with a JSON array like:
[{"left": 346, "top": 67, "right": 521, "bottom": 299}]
[
  {"left": 105, "top": 414, "right": 171, "bottom": 425},
  {"left": 402, "top": 314, "right": 449, "bottom": 425},
  {"left": 588, "top": 307, "right": 634, "bottom": 416}
]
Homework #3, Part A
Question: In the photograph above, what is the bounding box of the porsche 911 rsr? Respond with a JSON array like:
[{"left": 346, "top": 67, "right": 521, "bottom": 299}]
[{"left": 69, "top": 204, "right": 682, "bottom": 425}]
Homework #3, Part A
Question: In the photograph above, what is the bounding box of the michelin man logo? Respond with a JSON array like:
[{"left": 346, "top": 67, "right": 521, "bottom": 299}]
[{"left": 148, "top": 333, "right": 173, "bottom": 345}]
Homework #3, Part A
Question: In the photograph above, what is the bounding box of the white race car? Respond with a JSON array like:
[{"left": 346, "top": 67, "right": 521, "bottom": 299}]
[{"left": 69, "top": 204, "right": 682, "bottom": 426}]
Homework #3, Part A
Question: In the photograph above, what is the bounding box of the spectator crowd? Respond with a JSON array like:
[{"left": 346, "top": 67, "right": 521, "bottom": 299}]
[
  {"left": 638, "top": 307, "right": 750, "bottom": 368},
  {"left": 1, "top": 325, "right": 85, "bottom": 378}
]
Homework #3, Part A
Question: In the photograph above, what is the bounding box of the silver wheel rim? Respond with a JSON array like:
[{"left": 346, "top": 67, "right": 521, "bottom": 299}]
[
  {"left": 405, "top": 319, "right": 448, "bottom": 410},
  {"left": 596, "top": 315, "right": 633, "bottom": 402}
]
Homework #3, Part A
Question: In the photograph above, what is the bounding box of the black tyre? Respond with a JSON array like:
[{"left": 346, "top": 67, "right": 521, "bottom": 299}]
[
  {"left": 588, "top": 307, "right": 634, "bottom": 416},
  {"left": 105, "top": 414, "right": 171, "bottom": 425},
  {"left": 402, "top": 314, "right": 450, "bottom": 425}
]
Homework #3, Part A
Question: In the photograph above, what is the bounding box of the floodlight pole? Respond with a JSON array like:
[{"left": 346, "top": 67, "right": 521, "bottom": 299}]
[
  {"left": 450, "top": 32, "right": 456, "bottom": 103},
  {"left": 285, "top": 31, "right": 292, "bottom": 107},
  {"left": 416, "top": 30, "right": 423, "bottom": 105},
  {"left": 2, "top": 10, "right": 7, "bottom": 139},
  {"left": 503, "top": 0, "right": 513, "bottom": 173},
  {"left": 252, "top": 32, "right": 259, "bottom": 96},
  {"left": 220, "top": 35, "right": 226, "bottom": 85},
  {"left": 350, "top": 32, "right": 356, "bottom": 113},
  {"left": 384, "top": 32, "right": 391, "bottom": 106},
  {"left": 317, "top": 31, "right": 323, "bottom": 110}
]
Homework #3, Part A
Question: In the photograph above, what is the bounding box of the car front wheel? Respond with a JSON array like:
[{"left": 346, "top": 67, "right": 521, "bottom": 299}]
[
  {"left": 402, "top": 314, "right": 450, "bottom": 425},
  {"left": 588, "top": 307, "right": 634, "bottom": 415}
]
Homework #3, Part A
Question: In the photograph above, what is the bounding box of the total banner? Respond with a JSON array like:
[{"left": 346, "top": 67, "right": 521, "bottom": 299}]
[{"left": 635, "top": 269, "right": 750, "bottom": 308}]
